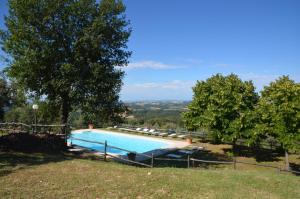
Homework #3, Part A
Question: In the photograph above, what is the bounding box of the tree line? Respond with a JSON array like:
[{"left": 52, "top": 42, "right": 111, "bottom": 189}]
[{"left": 183, "top": 74, "right": 300, "bottom": 169}]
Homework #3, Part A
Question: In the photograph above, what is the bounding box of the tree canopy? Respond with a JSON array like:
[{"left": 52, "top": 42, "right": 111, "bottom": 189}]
[
  {"left": 0, "top": 0, "right": 131, "bottom": 125},
  {"left": 183, "top": 74, "right": 258, "bottom": 144},
  {"left": 253, "top": 76, "right": 300, "bottom": 153}
]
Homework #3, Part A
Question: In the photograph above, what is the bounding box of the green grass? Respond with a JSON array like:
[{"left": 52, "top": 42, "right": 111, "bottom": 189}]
[{"left": 0, "top": 152, "right": 299, "bottom": 199}]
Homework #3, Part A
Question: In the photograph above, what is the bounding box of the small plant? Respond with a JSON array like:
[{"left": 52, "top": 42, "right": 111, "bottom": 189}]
[{"left": 226, "top": 151, "right": 234, "bottom": 158}]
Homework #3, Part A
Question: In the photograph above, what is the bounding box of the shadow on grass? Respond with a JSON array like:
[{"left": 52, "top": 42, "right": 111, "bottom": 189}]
[
  {"left": 0, "top": 151, "right": 70, "bottom": 177},
  {"left": 290, "top": 163, "right": 300, "bottom": 175},
  {"left": 0, "top": 150, "right": 106, "bottom": 177},
  {"left": 0, "top": 133, "right": 86, "bottom": 177},
  {"left": 142, "top": 149, "right": 232, "bottom": 169},
  {"left": 222, "top": 145, "right": 282, "bottom": 162},
  {"left": 0, "top": 133, "right": 67, "bottom": 154}
]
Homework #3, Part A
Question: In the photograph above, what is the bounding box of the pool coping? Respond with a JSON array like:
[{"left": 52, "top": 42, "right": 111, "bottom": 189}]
[{"left": 69, "top": 128, "right": 190, "bottom": 162}]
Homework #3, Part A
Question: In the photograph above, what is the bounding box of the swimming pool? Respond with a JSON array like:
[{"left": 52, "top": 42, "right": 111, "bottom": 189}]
[{"left": 68, "top": 129, "right": 187, "bottom": 155}]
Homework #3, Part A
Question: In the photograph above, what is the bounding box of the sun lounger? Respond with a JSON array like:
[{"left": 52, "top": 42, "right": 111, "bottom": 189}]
[
  {"left": 126, "top": 129, "right": 136, "bottom": 132},
  {"left": 168, "top": 133, "right": 177, "bottom": 137},
  {"left": 177, "top": 134, "right": 187, "bottom": 139},
  {"left": 141, "top": 129, "right": 149, "bottom": 134},
  {"left": 149, "top": 129, "right": 155, "bottom": 133},
  {"left": 159, "top": 132, "right": 168, "bottom": 137},
  {"left": 166, "top": 154, "right": 183, "bottom": 159},
  {"left": 136, "top": 128, "right": 142, "bottom": 131},
  {"left": 149, "top": 129, "right": 158, "bottom": 135},
  {"left": 178, "top": 149, "right": 195, "bottom": 155}
]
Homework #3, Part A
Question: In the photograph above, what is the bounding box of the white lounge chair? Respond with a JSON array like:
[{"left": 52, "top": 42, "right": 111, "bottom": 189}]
[
  {"left": 141, "top": 128, "right": 149, "bottom": 134},
  {"left": 159, "top": 132, "right": 168, "bottom": 137},
  {"left": 126, "top": 129, "right": 136, "bottom": 132},
  {"left": 136, "top": 128, "right": 142, "bottom": 131},
  {"left": 149, "top": 129, "right": 155, "bottom": 133},
  {"left": 168, "top": 133, "right": 177, "bottom": 138},
  {"left": 177, "top": 134, "right": 187, "bottom": 139},
  {"left": 151, "top": 131, "right": 160, "bottom": 136}
]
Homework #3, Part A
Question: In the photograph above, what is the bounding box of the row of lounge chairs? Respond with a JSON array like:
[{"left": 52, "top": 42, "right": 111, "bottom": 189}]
[{"left": 115, "top": 126, "right": 188, "bottom": 139}]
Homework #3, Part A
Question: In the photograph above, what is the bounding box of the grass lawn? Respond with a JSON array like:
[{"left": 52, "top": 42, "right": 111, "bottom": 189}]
[{"left": 0, "top": 152, "right": 299, "bottom": 199}]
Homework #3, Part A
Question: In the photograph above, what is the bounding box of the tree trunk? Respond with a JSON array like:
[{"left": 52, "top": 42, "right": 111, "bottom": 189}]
[
  {"left": 61, "top": 98, "right": 70, "bottom": 125},
  {"left": 232, "top": 139, "right": 237, "bottom": 155},
  {"left": 285, "top": 150, "right": 290, "bottom": 171}
]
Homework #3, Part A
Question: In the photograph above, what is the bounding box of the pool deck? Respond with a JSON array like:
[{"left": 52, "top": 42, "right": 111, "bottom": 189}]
[{"left": 70, "top": 129, "right": 190, "bottom": 162}]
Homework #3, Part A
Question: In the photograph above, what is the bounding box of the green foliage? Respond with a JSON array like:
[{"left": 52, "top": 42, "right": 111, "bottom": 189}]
[
  {"left": 254, "top": 76, "right": 300, "bottom": 152},
  {"left": 1, "top": 0, "right": 131, "bottom": 124},
  {"left": 125, "top": 110, "right": 185, "bottom": 129},
  {"left": 7, "top": 80, "right": 27, "bottom": 108},
  {"left": 183, "top": 74, "right": 258, "bottom": 144},
  {"left": 68, "top": 109, "right": 85, "bottom": 128},
  {"left": 0, "top": 74, "right": 11, "bottom": 120},
  {"left": 35, "top": 101, "right": 61, "bottom": 124},
  {"left": 4, "top": 105, "right": 34, "bottom": 124},
  {"left": 4, "top": 101, "right": 60, "bottom": 124}
]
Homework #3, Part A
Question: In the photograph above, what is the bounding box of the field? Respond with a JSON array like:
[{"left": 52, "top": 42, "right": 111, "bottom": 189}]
[{"left": 0, "top": 151, "right": 299, "bottom": 199}]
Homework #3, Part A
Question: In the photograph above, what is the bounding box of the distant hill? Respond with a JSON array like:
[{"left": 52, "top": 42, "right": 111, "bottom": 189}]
[
  {"left": 125, "top": 100, "right": 190, "bottom": 112},
  {"left": 124, "top": 100, "right": 190, "bottom": 128}
]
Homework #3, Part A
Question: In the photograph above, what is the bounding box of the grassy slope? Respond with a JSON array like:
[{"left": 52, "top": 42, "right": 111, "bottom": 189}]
[{"left": 0, "top": 153, "right": 299, "bottom": 199}]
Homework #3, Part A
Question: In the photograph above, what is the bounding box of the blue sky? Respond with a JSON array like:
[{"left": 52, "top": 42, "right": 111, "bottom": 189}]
[{"left": 1, "top": 0, "right": 300, "bottom": 101}]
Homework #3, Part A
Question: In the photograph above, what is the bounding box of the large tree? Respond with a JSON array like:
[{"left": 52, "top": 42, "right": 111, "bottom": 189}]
[
  {"left": 253, "top": 76, "right": 300, "bottom": 170},
  {"left": 0, "top": 0, "right": 131, "bottom": 124},
  {"left": 183, "top": 74, "right": 258, "bottom": 146}
]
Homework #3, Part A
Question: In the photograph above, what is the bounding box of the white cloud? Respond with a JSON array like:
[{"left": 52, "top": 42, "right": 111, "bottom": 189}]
[
  {"left": 121, "top": 80, "right": 195, "bottom": 100},
  {"left": 131, "top": 80, "right": 194, "bottom": 89},
  {"left": 124, "top": 60, "right": 183, "bottom": 70},
  {"left": 120, "top": 73, "right": 300, "bottom": 100},
  {"left": 215, "top": 63, "right": 230, "bottom": 67}
]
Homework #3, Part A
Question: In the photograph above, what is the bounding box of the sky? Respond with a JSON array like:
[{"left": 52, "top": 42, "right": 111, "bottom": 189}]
[{"left": 1, "top": 0, "right": 300, "bottom": 101}]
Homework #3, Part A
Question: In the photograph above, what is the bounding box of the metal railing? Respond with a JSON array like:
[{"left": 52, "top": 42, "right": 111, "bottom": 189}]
[
  {"left": 0, "top": 122, "right": 31, "bottom": 133},
  {"left": 67, "top": 135, "right": 300, "bottom": 175},
  {"left": 68, "top": 137, "right": 153, "bottom": 168},
  {"left": 0, "top": 122, "right": 70, "bottom": 136}
]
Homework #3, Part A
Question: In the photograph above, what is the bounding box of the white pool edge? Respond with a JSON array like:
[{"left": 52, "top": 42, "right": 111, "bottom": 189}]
[{"left": 71, "top": 128, "right": 190, "bottom": 149}]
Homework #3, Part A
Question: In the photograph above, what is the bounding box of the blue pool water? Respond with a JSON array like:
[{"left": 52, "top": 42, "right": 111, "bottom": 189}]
[{"left": 68, "top": 130, "right": 170, "bottom": 155}]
